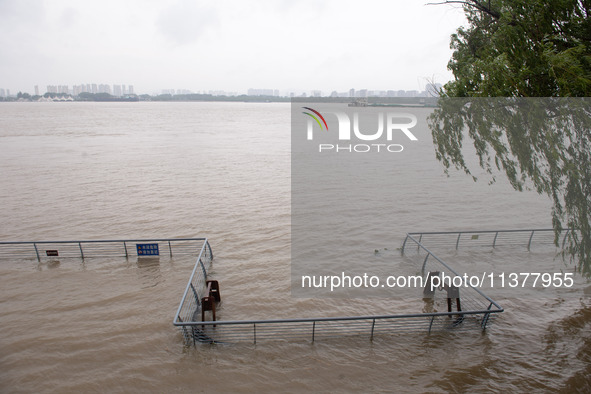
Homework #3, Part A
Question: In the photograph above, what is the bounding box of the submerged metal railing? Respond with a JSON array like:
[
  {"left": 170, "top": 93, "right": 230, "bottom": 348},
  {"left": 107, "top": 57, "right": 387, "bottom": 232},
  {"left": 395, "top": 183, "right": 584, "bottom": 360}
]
[
  {"left": 174, "top": 308, "right": 500, "bottom": 345},
  {"left": 401, "top": 228, "right": 569, "bottom": 255},
  {"left": 173, "top": 232, "right": 505, "bottom": 345},
  {"left": 0, "top": 238, "right": 212, "bottom": 261},
  {"left": 173, "top": 239, "right": 214, "bottom": 344}
]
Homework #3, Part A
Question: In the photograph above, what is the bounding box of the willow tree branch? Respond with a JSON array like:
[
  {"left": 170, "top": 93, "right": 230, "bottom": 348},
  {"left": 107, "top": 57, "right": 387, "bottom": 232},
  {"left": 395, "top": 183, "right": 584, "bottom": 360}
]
[{"left": 426, "top": 0, "right": 501, "bottom": 19}]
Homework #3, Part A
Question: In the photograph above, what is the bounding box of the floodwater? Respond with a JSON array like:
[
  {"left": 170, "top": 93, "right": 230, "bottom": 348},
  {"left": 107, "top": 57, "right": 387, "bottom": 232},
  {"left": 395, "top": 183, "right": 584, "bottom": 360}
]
[{"left": 0, "top": 102, "right": 589, "bottom": 393}]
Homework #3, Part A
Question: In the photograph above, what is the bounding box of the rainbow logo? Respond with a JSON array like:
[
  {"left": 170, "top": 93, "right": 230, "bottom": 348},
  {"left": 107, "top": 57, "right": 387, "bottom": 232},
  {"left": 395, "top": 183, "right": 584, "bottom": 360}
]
[{"left": 302, "top": 107, "right": 328, "bottom": 131}]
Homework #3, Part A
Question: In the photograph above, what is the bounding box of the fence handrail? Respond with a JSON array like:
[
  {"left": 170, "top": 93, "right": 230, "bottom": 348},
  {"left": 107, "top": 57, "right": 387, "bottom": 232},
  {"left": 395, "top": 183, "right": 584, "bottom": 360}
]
[
  {"left": 403, "top": 233, "right": 503, "bottom": 311},
  {"left": 173, "top": 232, "right": 505, "bottom": 344},
  {"left": 0, "top": 237, "right": 212, "bottom": 262},
  {"left": 401, "top": 228, "right": 570, "bottom": 254},
  {"left": 173, "top": 240, "right": 211, "bottom": 326},
  {"left": 173, "top": 307, "right": 502, "bottom": 327},
  {"left": 0, "top": 237, "right": 208, "bottom": 245},
  {"left": 404, "top": 228, "right": 559, "bottom": 236}
]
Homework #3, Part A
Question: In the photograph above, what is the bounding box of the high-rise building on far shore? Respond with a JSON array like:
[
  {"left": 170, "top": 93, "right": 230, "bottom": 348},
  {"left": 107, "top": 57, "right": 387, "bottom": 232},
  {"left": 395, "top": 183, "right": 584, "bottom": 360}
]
[{"left": 42, "top": 83, "right": 134, "bottom": 96}]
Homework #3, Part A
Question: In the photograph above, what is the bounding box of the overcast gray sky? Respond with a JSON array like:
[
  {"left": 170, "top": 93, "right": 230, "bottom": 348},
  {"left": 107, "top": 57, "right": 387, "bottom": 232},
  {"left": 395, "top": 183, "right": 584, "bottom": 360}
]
[{"left": 0, "top": 0, "right": 466, "bottom": 95}]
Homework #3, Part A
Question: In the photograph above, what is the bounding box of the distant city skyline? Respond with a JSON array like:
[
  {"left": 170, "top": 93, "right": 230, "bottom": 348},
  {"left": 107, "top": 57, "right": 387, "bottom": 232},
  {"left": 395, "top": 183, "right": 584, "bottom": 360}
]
[{"left": 0, "top": 82, "right": 442, "bottom": 99}]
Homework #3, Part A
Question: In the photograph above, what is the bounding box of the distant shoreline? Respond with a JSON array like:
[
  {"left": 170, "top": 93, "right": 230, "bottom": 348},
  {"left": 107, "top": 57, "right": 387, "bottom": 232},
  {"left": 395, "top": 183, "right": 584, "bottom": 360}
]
[{"left": 1, "top": 93, "right": 437, "bottom": 106}]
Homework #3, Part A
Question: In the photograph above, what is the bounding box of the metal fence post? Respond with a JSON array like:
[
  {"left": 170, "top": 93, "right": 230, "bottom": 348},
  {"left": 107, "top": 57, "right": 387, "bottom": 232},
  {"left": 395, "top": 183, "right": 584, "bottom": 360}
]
[
  {"left": 421, "top": 254, "right": 430, "bottom": 275},
  {"left": 190, "top": 283, "right": 200, "bottom": 306},
  {"left": 492, "top": 231, "right": 499, "bottom": 248},
  {"left": 33, "top": 243, "right": 40, "bottom": 262},
  {"left": 481, "top": 303, "right": 494, "bottom": 330},
  {"left": 528, "top": 230, "right": 535, "bottom": 251},
  {"left": 401, "top": 236, "right": 409, "bottom": 255},
  {"left": 200, "top": 259, "right": 207, "bottom": 281},
  {"left": 207, "top": 240, "right": 213, "bottom": 260}
]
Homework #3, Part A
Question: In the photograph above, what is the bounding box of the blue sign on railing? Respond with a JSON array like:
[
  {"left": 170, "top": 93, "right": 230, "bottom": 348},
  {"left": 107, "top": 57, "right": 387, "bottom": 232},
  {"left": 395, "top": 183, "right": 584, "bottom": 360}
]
[{"left": 136, "top": 243, "right": 159, "bottom": 256}]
